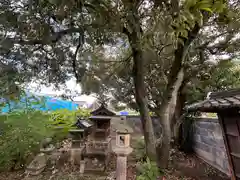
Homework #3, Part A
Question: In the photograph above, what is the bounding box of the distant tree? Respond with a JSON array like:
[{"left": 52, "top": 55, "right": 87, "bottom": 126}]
[{"left": 187, "top": 60, "right": 240, "bottom": 104}]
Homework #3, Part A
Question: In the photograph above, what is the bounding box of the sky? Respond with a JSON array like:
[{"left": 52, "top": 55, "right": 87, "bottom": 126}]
[{"left": 27, "top": 77, "right": 96, "bottom": 103}]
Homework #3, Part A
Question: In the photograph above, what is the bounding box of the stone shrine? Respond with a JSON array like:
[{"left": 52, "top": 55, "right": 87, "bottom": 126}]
[
  {"left": 84, "top": 104, "right": 115, "bottom": 172},
  {"left": 69, "top": 118, "right": 93, "bottom": 165}
]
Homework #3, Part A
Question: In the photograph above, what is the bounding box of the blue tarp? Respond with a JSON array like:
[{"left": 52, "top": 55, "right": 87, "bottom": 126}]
[
  {"left": 1, "top": 93, "right": 78, "bottom": 113},
  {"left": 120, "top": 111, "right": 129, "bottom": 115},
  {"left": 43, "top": 97, "right": 78, "bottom": 111}
]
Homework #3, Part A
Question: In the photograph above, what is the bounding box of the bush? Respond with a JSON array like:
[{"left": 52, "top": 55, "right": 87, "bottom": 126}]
[
  {"left": 50, "top": 109, "right": 90, "bottom": 126},
  {"left": 136, "top": 158, "right": 162, "bottom": 180},
  {"left": 49, "top": 109, "right": 91, "bottom": 141},
  {"left": 0, "top": 98, "right": 90, "bottom": 171},
  {"left": 132, "top": 137, "right": 146, "bottom": 162},
  {"left": 0, "top": 111, "right": 53, "bottom": 170}
]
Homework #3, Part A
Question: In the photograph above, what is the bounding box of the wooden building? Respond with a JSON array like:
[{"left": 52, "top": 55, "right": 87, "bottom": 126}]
[{"left": 187, "top": 89, "right": 240, "bottom": 180}]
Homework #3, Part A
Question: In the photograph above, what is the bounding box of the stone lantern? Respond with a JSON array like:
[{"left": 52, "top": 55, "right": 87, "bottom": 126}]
[
  {"left": 116, "top": 127, "right": 132, "bottom": 149},
  {"left": 112, "top": 119, "right": 133, "bottom": 180}
]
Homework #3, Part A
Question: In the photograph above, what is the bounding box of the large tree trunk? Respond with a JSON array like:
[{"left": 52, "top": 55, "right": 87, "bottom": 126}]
[
  {"left": 132, "top": 47, "right": 157, "bottom": 160},
  {"left": 156, "top": 68, "right": 184, "bottom": 168},
  {"left": 123, "top": 2, "right": 157, "bottom": 160},
  {"left": 155, "top": 23, "right": 201, "bottom": 168},
  {"left": 172, "top": 86, "right": 186, "bottom": 146}
]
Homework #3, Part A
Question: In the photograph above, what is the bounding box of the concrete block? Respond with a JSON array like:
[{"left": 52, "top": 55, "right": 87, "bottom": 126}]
[
  {"left": 194, "top": 127, "right": 209, "bottom": 136},
  {"left": 214, "top": 157, "right": 230, "bottom": 173},
  {"left": 212, "top": 125, "right": 223, "bottom": 136},
  {"left": 211, "top": 147, "right": 227, "bottom": 158},
  {"left": 195, "top": 121, "right": 216, "bottom": 131},
  {"left": 194, "top": 147, "right": 214, "bottom": 163},
  {"left": 194, "top": 142, "right": 211, "bottom": 153},
  {"left": 200, "top": 136, "right": 224, "bottom": 147},
  {"left": 193, "top": 134, "right": 201, "bottom": 143},
  {"left": 194, "top": 118, "right": 218, "bottom": 123},
  {"left": 223, "top": 159, "right": 230, "bottom": 172},
  {"left": 194, "top": 148, "right": 230, "bottom": 176},
  {"left": 200, "top": 136, "right": 215, "bottom": 146}
]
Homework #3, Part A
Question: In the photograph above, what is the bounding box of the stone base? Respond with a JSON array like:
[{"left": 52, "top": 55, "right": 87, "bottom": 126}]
[
  {"left": 106, "top": 171, "right": 116, "bottom": 180},
  {"left": 40, "top": 145, "right": 55, "bottom": 155},
  {"left": 70, "top": 147, "right": 85, "bottom": 165},
  {"left": 25, "top": 153, "right": 48, "bottom": 176},
  {"left": 84, "top": 166, "right": 105, "bottom": 173},
  {"left": 25, "top": 167, "right": 45, "bottom": 176},
  {"left": 112, "top": 147, "right": 133, "bottom": 156},
  {"left": 80, "top": 160, "right": 85, "bottom": 174}
]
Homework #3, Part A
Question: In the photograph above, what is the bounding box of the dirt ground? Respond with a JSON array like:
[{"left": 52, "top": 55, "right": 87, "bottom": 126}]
[
  {"left": 0, "top": 150, "right": 230, "bottom": 180},
  {"left": 125, "top": 149, "right": 230, "bottom": 180},
  {"left": 0, "top": 131, "right": 230, "bottom": 180},
  {"left": 165, "top": 149, "right": 229, "bottom": 180}
]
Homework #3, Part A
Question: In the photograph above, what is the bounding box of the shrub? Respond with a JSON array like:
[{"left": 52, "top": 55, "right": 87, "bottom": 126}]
[
  {"left": 0, "top": 92, "right": 90, "bottom": 171},
  {"left": 0, "top": 111, "right": 53, "bottom": 170},
  {"left": 49, "top": 109, "right": 91, "bottom": 141},
  {"left": 132, "top": 137, "right": 146, "bottom": 162},
  {"left": 136, "top": 158, "right": 162, "bottom": 180},
  {"left": 50, "top": 109, "right": 90, "bottom": 126}
]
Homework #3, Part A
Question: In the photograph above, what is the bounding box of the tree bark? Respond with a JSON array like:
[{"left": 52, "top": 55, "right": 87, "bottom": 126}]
[
  {"left": 172, "top": 86, "right": 186, "bottom": 146},
  {"left": 156, "top": 68, "right": 184, "bottom": 168},
  {"left": 155, "top": 23, "right": 201, "bottom": 168},
  {"left": 123, "top": 2, "right": 157, "bottom": 160},
  {"left": 132, "top": 46, "right": 157, "bottom": 160}
]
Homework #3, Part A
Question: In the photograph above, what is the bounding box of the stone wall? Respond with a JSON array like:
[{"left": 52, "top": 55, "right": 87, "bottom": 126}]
[
  {"left": 125, "top": 116, "right": 162, "bottom": 137},
  {"left": 193, "top": 118, "right": 230, "bottom": 175},
  {"left": 114, "top": 115, "right": 230, "bottom": 176}
]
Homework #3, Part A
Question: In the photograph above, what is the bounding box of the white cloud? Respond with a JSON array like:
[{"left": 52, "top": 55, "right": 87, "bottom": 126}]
[{"left": 26, "top": 77, "right": 96, "bottom": 103}]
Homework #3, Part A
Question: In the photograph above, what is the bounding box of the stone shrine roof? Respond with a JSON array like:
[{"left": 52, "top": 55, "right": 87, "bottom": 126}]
[
  {"left": 186, "top": 89, "right": 240, "bottom": 112},
  {"left": 75, "top": 119, "right": 93, "bottom": 129},
  {"left": 90, "top": 104, "right": 116, "bottom": 116},
  {"left": 112, "top": 117, "right": 133, "bottom": 134},
  {"left": 89, "top": 116, "right": 113, "bottom": 120}
]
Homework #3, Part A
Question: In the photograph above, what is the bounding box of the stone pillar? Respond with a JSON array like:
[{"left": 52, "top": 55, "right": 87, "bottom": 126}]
[
  {"left": 80, "top": 160, "right": 85, "bottom": 174},
  {"left": 112, "top": 120, "right": 133, "bottom": 180},
  {"left": 113, "top": 148, "right": 132, "bottom": 180},
  {"left": 116, "top": 155, "right": 127, "bottom": 180}
]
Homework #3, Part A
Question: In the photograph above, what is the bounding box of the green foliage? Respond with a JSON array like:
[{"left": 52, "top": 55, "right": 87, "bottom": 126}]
[
  {"left": 0, "top": 111, "right": 52, "bottom": 170},
  {"left": 174, "top": 0, "right": 227, "bottom": 45},
  {"left": 187, "top": 61, "right": 240, "bottom": 103},
  {"left": 49, "top": 108, "right": 90, "bottom": 141},
  {"left": 205, "top": 113, "right": 217, "bottom": 118},
  {"left": 0, "top": 98, "right": 90, "bottom": 171},
  {"left": 50, "top": 109, "right": 90, "bottom": 127},
  {"left": 132, "top": 138, "right": 146, "bottom": 162},
  {"left": 136, "top": 158, "right": 162, "bottom": 180},
  {"left": 133, "top": 138, "right": 163, "bottom": 179}
]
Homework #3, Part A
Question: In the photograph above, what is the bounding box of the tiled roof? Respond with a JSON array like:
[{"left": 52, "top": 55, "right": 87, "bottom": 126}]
[
  {"left": 90, "top": 104, "right": 116, "bottom": 116},
  {"left": 186, "top": 89, "right": 240, "bottom": 112},
  {"left": 74, "top": 119, "right": 93, "bottom": 129}
]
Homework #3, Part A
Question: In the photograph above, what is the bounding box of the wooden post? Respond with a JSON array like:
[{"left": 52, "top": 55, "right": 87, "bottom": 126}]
[{"left": 218, "top": 113, "right": 236, "bottom": 180}]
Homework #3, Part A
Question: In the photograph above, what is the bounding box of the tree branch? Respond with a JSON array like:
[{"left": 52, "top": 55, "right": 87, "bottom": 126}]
[
  {"left": 6, "top": 27, "right": 84, "bottom": 45},
  {"left": 196, "top": 30, "right": 236, "bottom": 50},
  {"left": 72, "top": 36, "right": 82, "bottom": 82}
]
